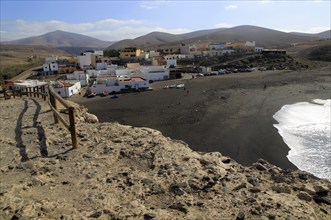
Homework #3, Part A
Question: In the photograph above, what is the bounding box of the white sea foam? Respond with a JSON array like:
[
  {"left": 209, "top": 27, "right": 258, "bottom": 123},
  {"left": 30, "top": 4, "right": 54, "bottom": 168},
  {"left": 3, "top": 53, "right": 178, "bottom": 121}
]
[{"left": 273, "top": 99, "right": 331, "bottom": 180}]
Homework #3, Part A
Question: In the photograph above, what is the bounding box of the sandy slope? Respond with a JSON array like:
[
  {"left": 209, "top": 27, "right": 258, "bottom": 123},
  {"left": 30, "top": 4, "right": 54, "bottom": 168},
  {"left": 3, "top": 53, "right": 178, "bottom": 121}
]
[{"left": 0, "top": 97, "right": 330, "bottom": 219}]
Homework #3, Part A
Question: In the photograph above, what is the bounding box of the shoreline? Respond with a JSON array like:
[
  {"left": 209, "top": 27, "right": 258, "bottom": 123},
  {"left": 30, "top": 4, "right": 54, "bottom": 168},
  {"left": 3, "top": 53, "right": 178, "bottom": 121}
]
[{"left": 71, "top": 67, "right": 331, "bottom": 170}]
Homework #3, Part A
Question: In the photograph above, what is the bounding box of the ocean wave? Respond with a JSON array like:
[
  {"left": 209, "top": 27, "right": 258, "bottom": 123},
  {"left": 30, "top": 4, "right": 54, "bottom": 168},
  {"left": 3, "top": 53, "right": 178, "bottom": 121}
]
[{"left": 273, "top": 99, "right": 331, "bottom": 180}]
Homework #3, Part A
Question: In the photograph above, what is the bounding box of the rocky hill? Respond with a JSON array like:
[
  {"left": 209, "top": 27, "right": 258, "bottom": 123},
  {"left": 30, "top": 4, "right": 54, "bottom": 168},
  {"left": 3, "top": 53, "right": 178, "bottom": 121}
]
[
  {"left": 0, "top": 98, "right": 330, "bottom": 219},
  {"left": 107, "top": 25, "right": 321, "bottom": 50}
]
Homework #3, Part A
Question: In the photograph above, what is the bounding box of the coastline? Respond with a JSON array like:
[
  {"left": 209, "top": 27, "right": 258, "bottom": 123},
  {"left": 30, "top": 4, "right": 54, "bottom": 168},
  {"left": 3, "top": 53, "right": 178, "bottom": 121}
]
[
  {"left": 72, "top": 66, "right": 331, "bottom": 170},
  {"left": 1, "top": 84, "right": 331, "bottom": 219}
]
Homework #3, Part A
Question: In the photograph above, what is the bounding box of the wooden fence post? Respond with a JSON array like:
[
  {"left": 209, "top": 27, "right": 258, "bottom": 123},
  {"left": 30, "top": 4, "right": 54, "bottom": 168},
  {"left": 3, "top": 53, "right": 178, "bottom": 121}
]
[
  {"left": 49, "top": 93, "right": 59, "bottom": 123},
  {"left": 42, "top": 86, "right": 47, "bottom": 100},
  {"left": 68, "top": 107, "right": 78, "bottom": 149},
  {"left": 37, "top": 86, "right": 40, "bottom": 98}
]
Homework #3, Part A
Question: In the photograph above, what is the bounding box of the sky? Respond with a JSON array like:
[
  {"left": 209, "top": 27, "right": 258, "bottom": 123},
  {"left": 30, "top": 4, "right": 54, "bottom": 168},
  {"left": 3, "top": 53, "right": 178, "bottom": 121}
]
[{"left": 0, "top": 0, "right": 330, "bottom": 42}]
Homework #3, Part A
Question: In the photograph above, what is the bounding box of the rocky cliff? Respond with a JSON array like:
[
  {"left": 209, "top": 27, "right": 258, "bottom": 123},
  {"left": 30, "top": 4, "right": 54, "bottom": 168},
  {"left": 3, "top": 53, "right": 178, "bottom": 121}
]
[{"left": 0, "top": 98, "right": 330, "bottom": 219}]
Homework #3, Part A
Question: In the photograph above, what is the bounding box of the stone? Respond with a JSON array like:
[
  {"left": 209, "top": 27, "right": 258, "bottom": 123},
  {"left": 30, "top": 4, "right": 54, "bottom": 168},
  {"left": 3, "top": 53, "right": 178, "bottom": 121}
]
[
  {"left": 169, "top": 202, "right": 188, "bottom": 213},
  {"left": 249, "top": 187, "right": 261, "bottom": 193},
  {"left": 297, "top": 192, "right": 312, "bottom": 201},
  {"left": 313, "top": 185, "right": 329, "bottom": 197},
  {"left": 222, "top": 157, "right": 231, "bottom": 164},
  {"left": 169, "top": 183, "right": 185, "bottom": 196},
  {"left": 246, "top": 176, "right": 259, "bottom": 187},
  {"left": 85, "top": 113, "right": 99, "bottom": 123},
  {"left": 236, "top": 210, "right": 245, "bottom": 220},
  {"left": 143, "top": 213, "right": 156, "bottom": 220},
  {"left": 272, "top": 184, "right": 291, "bottom": 194},
  {"left": 254, "top": 163, "right": 267, "bottom": 171},
  {"left": 313, "top": 196, "right": 331, "bottom": 205},
  {"left": 233, "top": 182, "right": 247, "bottom": 191},
  {"left": 89, "top": 211, "right": 103, "bottom": 218}
]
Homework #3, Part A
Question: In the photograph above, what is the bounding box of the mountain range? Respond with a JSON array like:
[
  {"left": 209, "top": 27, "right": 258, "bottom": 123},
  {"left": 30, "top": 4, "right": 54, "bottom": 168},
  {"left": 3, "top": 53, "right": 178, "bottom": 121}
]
[
  {"left": 1, "top": 30, "right": 113, "bottom": 55},
  {"left": 107, "top": 25, "right": 330, "bottom": 50},
  {"left": 2, "top": 26, "right": 330, "bottom": 54}
]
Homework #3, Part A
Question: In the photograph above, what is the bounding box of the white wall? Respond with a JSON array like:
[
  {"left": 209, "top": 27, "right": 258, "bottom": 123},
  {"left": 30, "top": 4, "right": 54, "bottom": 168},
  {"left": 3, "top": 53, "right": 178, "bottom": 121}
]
[
  {"left": 148, "top": 51, "right": 160, "bottom": 58},
  {"left": 115, "top": 69, "right": 130, "bottom": 77},
  {"left": 118, "top": 78, "right": 149, "bottom": 90},
  {"left": 43, "top": 64, "right": 50, "bottom": 72},
  {"left": 245, "top": 41, "right": 256, "bottom": 47},
  {"left": 45, "top": 57, "right": 57, "bottom": 63},
  {"left": 167, "top": 59, "right": 177, "bottom": 68},
  {"left": 66, "top": 72, "right": 89, "bottom": 86},
  {"left": 209, "top": 44, "right": 225, "bottom": 50},
  {"left": 49, "top": 62, "right": 58, "bottom": 71},
  {"left": 90, "top": 85, "right": 122, "bottom": 94},
  {"left": 96, "top": 63, "right": 107, "bottom": 70},
  {"left": 137, "top": 66, "right": 169, "bottom": 81},
  {"left": 53, "top": 81, "right": 81, "bottom": 98},
  {"left": 77, "top": 55, "right": 92, "bottom": 69}
]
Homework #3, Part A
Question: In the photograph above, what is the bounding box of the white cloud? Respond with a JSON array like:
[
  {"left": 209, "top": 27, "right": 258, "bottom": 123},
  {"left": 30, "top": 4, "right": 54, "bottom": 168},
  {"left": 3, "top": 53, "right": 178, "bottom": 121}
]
[
  {"left": 277, "top": 26, "right": 330, "bottom": 33},
  {"left": 139, "top": 1, "right": 167, "bottom": 10},
  {"left": 214, "top": 23, "right": 233, "bottom": 28},
  {"left": 224, "top": 4, "right": 238, "bottom": 10},
  {"left": 258, "top": 0, "right": 272, "bottom": 4}
]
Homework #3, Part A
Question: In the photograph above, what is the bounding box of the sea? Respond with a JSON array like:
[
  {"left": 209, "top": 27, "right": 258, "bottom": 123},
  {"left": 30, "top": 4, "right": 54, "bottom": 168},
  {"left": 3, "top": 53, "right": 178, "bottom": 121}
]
[{"left": 273, "top": 99, "right": 331, "bottom": 180}]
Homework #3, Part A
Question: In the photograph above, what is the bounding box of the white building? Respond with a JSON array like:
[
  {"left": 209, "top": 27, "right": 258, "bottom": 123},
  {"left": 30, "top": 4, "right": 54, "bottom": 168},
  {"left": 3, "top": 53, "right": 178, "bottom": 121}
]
[
  {"left": 167, "top": 59, "right": 177, "bottom": 68},
  {"left": 202, "top": 49, "right": 235, "bottom": 57},
  {"left": 45, "top": 56, "right": 58, "bottom": 63},
  {"left": 14, "top": 80, "right": 49, "bottom": 90},
  {"left": 90, "top": 76, "right": 149, "bottom": 94},
  {"left": 135, "top": 66, "right": 169, "bottom": 81},
  {"left": 52, "top": 81, "right": 81, "bottom": 98},
  {"left": 209, "top": 43, "right": 226, "bottom": 50},
  {"left": 180, "top": 43, "right": 198, "bottom": 55},
  {"left": 43, "top": 62, "right": 58, "bottom": 75},
  {"left": 115, "top": 68, "right": 131, "bottom": 77},
  {"left": 164, "top": 54, "right": 187, "bottom": 60},
  {"left": 77, "top": 53, "right": 92, "bottom": 70},
  {"left": 255, "top": 47, "right": 264, "bottom": 52},
  {"left": 245, "top": 41, "right": 256, "bottom": 47},
  {"left": 96, "top": 63, "right": 107, "bottom": 70},
  {"left": 66, "top": 71, "right": 90, "bottom": 87},
  {"left": 148, "top": 51, "right": 160, "bottom": 58},
  {"left": 94, "top": 51, "right": 104, "bottom": 56}
]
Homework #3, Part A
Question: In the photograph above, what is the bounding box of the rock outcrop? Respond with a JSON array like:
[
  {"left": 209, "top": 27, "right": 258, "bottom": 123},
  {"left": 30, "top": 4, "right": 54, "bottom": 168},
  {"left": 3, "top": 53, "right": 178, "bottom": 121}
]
[{"left": 0, "top": 98, "right": 330, "bottom": 219}]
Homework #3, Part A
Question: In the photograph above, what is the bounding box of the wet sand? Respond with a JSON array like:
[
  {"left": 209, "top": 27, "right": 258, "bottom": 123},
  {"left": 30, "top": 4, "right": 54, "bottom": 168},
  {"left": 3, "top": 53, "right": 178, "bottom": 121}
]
[{"left": 72, "top": 66, "right": 331, "bottom": 169}]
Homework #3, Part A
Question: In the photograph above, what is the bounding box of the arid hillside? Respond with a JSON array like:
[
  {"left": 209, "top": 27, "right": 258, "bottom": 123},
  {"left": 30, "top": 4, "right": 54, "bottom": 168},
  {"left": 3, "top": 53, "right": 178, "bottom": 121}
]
[
  {"left": 0, "top": 45, "right": 69, "bottom": 82},
  {"left": 0, "top": 45, "right": 68, "bottom": 67}
]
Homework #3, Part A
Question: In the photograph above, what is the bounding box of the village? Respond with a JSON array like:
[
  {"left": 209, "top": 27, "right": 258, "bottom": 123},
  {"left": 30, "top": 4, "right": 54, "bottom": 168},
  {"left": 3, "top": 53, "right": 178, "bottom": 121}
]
[{"left": 3, "top": 40, "right": 288, "bottom": 98}]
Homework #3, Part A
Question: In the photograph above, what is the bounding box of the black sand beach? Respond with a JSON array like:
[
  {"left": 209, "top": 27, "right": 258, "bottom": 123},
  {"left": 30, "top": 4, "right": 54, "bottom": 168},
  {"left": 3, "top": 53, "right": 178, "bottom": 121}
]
[{"left": 72, "top": 66, "right": 331, "bottom": 170}]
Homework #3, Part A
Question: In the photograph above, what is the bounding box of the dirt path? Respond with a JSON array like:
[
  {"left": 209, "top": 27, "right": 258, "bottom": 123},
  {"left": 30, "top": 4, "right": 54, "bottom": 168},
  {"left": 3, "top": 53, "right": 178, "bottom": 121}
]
[
  {"left": 11, "top": 66, "right": 42, "bottom": 81},
  {"left": 0, "top": 98, "right": 52, "bottom": 164}
]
